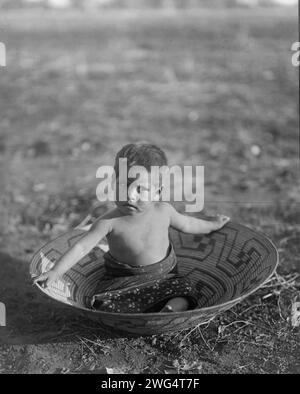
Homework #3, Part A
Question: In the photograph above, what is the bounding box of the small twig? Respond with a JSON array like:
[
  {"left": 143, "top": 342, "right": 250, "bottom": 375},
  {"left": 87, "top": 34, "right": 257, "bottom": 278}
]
[
  {"left": 218, "top": 320, "right": 255, "bottom": 340},
  {"left": 227, "top": 308, "right": 239, "bottom": 317},
  {"left": 261, "top": 273, "right": 299, "bottom": 290},
  {"left": 262, "top": 293, "right": 276, "bottom": 300},
  {"left": 80, "top": 337, "right": 112, "bottom": 353},
  {"left": 179, "top": 324, "right": 201, "bottom": 345},
  {"left": 178, "top": 318, "right": 212, "bottom": 345},
  {"left": 78, "top": 336, "right": 98, "bottom": 358},
  {"left": 173, "top": 329, "right": 187, "bottom": 340},
  {"left": 277, "top": 291, "right": 285, "bottom": 321},
  {"left": 229, "top": 323, "right": 253, "bottom": 336},
  {"left": 239, "top": 304, "right": 262, "bottom": 314},
  {"left": 237, "top": 363, "right": 253, "bottom": 370},
  {"left": 221, "top": 320, "right": 253, "bottom": 330},
  {"left": 197, "top": 326, "right": 214, "bottom": 352}
]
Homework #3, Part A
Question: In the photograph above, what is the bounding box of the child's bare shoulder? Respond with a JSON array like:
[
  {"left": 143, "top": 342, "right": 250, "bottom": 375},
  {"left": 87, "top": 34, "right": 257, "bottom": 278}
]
[
  {"left": 156, "top": 202, "right": 183, "bottom": 221},
  {"left": 92, "top": 208, "right": 123, "bottom": 230},
  {"left": 99, "top": 208, "right": 124, "bottom": 220},
  {"left": 155, "top": 202, "right": 174, "bottom": 217}
]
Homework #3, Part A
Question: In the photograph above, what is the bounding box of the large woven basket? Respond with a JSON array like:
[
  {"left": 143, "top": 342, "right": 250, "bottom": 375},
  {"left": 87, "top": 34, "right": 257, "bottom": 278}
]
[{"left": 30, "top": 222, "right": 278, "bottom": 336}]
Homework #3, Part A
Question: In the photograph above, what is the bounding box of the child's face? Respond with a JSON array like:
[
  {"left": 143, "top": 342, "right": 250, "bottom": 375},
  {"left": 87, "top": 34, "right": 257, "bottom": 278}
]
[{"left": 115, "top": 170, "right": 160, "bottom": 214}]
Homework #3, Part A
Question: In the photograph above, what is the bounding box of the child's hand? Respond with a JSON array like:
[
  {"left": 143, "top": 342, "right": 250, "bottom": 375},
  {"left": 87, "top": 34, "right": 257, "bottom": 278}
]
[
  {"left": 210, "top": 214, "right": 230, "bottom": 231},
  {"left": 32, "top": 270, "right": 59, "bottom": 289}
]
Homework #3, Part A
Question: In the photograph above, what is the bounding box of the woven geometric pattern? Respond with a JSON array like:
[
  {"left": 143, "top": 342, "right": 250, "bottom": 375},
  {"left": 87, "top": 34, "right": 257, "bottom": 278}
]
[{"left": 30, "top": 222, "right": 278, "bottom": 336}]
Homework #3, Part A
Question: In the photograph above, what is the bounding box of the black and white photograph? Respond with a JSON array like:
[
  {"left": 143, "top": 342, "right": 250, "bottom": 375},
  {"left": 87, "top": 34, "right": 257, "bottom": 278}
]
[{"left": 0, "top": 0, "right": 299, "bottom": 376}]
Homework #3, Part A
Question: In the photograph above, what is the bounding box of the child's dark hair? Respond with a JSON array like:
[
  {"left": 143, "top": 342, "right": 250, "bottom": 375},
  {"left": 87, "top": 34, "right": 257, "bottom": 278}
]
[{"left": 114, "top": 142, "right": 168, "bottom": 175}]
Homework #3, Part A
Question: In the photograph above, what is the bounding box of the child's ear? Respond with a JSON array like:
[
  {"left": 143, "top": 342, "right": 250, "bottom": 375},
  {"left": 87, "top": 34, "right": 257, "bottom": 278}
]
[
  {"left": 157, "top": 186, "right": 163, "bottom": 200},
  {"left": 152, "top": 186, "right": 162, "bottom": 202}
]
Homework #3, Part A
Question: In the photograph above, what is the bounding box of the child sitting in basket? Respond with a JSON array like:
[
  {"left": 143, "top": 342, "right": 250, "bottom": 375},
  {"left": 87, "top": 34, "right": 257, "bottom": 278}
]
[{"left": 34, "top": 142, "right": 230, "bottom": 313}]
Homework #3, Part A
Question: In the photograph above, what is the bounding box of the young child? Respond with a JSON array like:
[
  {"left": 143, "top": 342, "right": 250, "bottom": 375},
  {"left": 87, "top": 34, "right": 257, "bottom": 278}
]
[{"left": 34, "top": 142, "right": 230, "bottom": 313}]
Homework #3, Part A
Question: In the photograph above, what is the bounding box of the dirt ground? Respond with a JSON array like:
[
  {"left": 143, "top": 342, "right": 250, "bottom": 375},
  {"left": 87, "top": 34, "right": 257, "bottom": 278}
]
[{"left": 0, "top": 7, "right": 299, "bottom": 374}]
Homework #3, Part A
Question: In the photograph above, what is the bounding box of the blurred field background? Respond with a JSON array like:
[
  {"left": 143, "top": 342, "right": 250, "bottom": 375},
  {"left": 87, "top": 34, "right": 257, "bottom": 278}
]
[{"left": 0, "top": 0, "right": 299, "bottom": 374}]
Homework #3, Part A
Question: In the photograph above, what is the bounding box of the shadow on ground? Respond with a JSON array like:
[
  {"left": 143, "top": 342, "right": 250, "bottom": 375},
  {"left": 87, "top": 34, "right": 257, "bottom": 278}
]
[
  {"left": 0, "top": 251, "right": 117, "bottom": 346},
  {"left": 0, "top": 252, "right": 124, "bottom": 373}
]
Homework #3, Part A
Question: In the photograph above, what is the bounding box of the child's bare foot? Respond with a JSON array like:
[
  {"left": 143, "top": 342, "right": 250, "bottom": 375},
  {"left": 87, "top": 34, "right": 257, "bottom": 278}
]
[
  {"left": 211, "top": 214, "right": 230, "bottom": 231},
  {"left": 160, "top": 297, "right": 190, "bottom": 312}
]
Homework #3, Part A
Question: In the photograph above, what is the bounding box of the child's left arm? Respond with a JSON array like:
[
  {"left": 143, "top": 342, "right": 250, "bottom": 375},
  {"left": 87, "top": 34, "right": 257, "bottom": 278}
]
[{"left": 168, "top": 204, "right": 230, "bottom": 234}]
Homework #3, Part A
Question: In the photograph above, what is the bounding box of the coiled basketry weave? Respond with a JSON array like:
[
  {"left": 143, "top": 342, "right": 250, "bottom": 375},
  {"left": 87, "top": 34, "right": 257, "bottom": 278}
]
[{"left": 30, "top": 222, "right": 278, "bottom": 336}]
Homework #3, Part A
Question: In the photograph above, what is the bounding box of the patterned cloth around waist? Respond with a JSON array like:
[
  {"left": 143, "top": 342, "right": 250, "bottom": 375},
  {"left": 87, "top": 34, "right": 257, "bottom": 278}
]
[{"left": 90, "top": 244, "right": 198, "bottom": 313}]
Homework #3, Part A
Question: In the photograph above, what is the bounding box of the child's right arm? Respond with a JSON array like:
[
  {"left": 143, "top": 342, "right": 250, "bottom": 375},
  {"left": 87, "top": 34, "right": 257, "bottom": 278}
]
[{"left": 33, "top": 218, "right": 112, "bottom": 288}]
